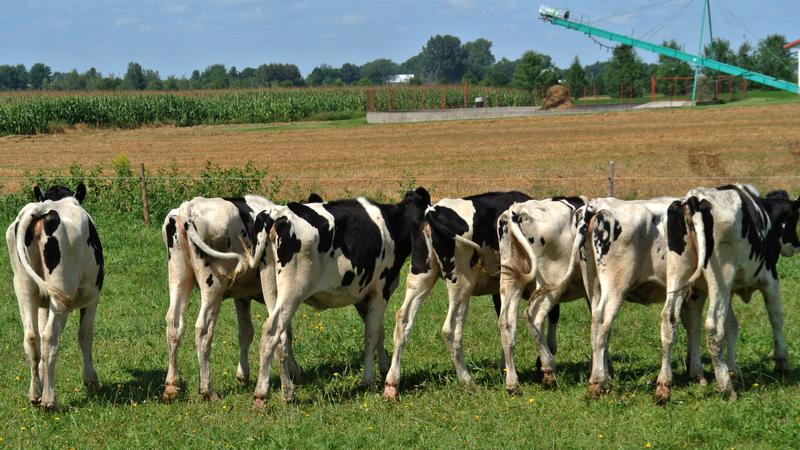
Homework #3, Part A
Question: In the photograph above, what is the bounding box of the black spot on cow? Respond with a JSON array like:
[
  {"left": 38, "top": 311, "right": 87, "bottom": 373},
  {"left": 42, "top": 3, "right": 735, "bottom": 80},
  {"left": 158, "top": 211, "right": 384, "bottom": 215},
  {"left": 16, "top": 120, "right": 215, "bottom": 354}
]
[
  {"left": 469, "top": 192, "right": 530, "bottom": 252},
  {"left": 497, "top": 218, "right": 508, "bottom": 243},
  {"left": 206, "top": 273, "right": 214, "bottom": 287},
  {"left": 469, "top": 250, "right": 480, "bottom": 268},
  {"left": 226, "top": 237, "right": 231, "bottom": 249},
  {"left": 165, "top": 217, "right": 177, "bottom": 259},
  {"left": 548, "top": 303, "right": 561, "bottom": 323},
  {"left": 667, "top": 200, "right": 688, "bottom": 255},
  {"left": 224, "top": 197, "right": 256, "bottom": 243},
  {"left": 528, "top": 237, "right": 536, "bottom": 244},
  {"left": 42, "top": 210, "right": 60, "bottom": 236},
  {"left": 426, "top": 206, "right": 469, "bottom": 282},
  {"left": 592, "top": 211, "right": 616, "bottom": 258},
  {"left": 274, "top": 216, "right": 302, "bottom": 268},
  {"left": 612, "top": 222, "right": 622, "bottom": 241},
  {"left": 342, "top": 270, "right": 355, "bottom": 286},
  {"left": 87, "top": 220, "right": 104, "bottom": 288},
  {"left": 540, "top": 237, "right": 546, "bottom": 246},
  {"left": 24, "top": 218, "right": 35, "bottom": 246},
  {"left": 322, "top": 201, "right": 383, "bottom": 288},
  {"left": 375, "top": 188, "right": 430, "bottom": 300},
  {"left": 287, "top": 202, "right": 332, "bottom": 253},
  {"left": 551, "top": 196, "right": 585, "bottom": 210},
  {"left": 381, "top": 249, "right": 386, "bottom": 261},
  {"left": 718, "top": 185, "right": 781, "bottom": 278},
  {"left": 43, "top": 237, "right": 60, "bottom": 274},
  {"left": 409, "top": 223, "right": 430, "bottom": 275},
  {"left": 696, "top": 199, "right": 714, "bottom": 268}
]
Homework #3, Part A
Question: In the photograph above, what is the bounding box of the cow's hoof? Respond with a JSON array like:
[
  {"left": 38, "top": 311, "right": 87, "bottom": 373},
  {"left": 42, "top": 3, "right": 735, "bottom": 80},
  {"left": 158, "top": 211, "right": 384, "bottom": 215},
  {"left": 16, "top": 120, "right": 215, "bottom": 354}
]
[
  {"left": 84, "top": 380, "right": 100, "bottom": 392},
  {"left": 43, "top": 402, "right": 57, "bottom": 412},
  {"left": 542, "top": 371, "right": 557, "bottom": 390},
  {"left": 383, "top": 384, "right": 399, "bottom": 401},
  {"left": 726, "top": 389, "right": 738, "bottom": 401},
  {"left": 236, "top": 374, "right": 249, "bottom": 386},
  {"left": 505, "top": 383, "right": 521, "bottom": 395},
  {"left": 775, "top": 359, "right": 789, "bottom": 375},
  {"left": 200, "top": 390, "right": 219, "bottom": 402},
  {"left": 161, "top": 385, "right": 179, "bottom": 404},
  {"left": 30, "top": 397, "right": 42, "bottom": 407},
  {"left": 587, "top": 382, "right": 606, "bottom": 400},
  {"left": 654, "top": 383, "right": 671, "bottom": 405},
  {"left": 253, "top": 397, "right": 268, "bottom": 410}
]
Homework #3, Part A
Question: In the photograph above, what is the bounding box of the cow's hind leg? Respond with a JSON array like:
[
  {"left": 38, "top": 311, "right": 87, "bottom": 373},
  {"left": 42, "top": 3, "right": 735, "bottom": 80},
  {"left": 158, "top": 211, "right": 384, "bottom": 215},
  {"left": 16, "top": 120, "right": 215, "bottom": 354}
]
[
  {"left": 498, "top": 276, "right": 524, "bottom": 393},
  {"left": 761, "top": 282, "right": 788, "bottom": 374},
  {"left": 360, "top": 294, "right": 388, "bottom": 388},
  {"left": 442, "top": 282, "right": 473, "bottom": 386},
  {"left": 681, "top": 293, "right": 706, "bottom": 385},
  {"left": 253, "top": 295, "right": 302, "bottom": 408},
  {"left": 234, "top": 298, "right": 254, "bottom": 385},
  {"left": 588, "top": 289, "right": 624, "bottom": 398},
  {"left": 195, "top": 287, "right": 224, "bottom": 400},
  {"left": 162, "top": 258, "right": 194, "bottom": 403},
  {"left": 705, "top": 261, "right": 736, "bottom": 400},
  {"left": 40, "top": 309, "right": 69, "bottom": 411},
  {"left": 525, "top": 293, "right": 561, "bottom": 389},
  {"left": 384, "top": 267, "right": 438, "bottom": 399},
  {"left": 15, "top": 277, "right": 42, "bottom": 405},
  {"left": 78, "top": 302, "right": 99, "bottom": 390}
]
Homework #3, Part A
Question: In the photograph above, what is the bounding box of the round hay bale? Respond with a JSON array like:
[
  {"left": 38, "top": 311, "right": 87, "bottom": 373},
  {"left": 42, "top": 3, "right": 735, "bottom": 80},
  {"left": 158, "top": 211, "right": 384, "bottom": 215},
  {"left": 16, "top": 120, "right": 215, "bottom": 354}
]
[{"left": 541, "top": 85, "right": 573, "bottom": 110}]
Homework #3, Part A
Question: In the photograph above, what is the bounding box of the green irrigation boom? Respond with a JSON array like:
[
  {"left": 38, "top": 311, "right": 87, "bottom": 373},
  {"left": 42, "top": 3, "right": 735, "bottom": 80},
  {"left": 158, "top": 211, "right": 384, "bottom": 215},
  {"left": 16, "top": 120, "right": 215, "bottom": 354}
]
[{"left": 539, "top": 5, "right": 799, "bottom": 95}]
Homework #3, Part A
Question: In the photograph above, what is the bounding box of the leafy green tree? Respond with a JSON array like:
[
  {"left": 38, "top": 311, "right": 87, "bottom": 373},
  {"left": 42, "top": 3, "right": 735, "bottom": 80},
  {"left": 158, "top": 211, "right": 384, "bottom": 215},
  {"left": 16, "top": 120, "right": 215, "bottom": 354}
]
[
  {"left": 755, "top": 34, "right": 794, "bottom": 83},
  {"left": 654, "top": 40, "right": 692, "bottom": 94},
  {"left": 400, "top": 54, "right": 425, "bottom": 77},
  {"left": 420, "top": 35, "right": 466, "bottom": 83},
  {"left": 201, "top": 64, "right": 229, "bottom": 89},
  {"left": 360, "top": 59, "right": 398, "bottom": 84},
  {"left": 702, "top": 38, "right": 736, "bottom": 77},
  {"left": 563, "top": 56, "right": 588, "bottom": 97},
  {"left": 29, "top": 63, "right": 51, "bottom": 89},
  {"left": 306, "top": 64, "right": 341, "bottom": 86},
  {"left": 736, "top": 41, "right": 755, "bottom": 70},
  {"left": 483, "top": 58, "right": 516, "bottom": 86},
  {"left": 123, "top": 62, "right": 147, "bottom": 90},
  {"left": 145, "top": 69, "right": 163, "bottom": 90},
  {"left": 511, "top": 51, "right": 557, "bottom": 89},
  {"left": 462, "top": 38, "right": 495, "bottom": 81},
  {"left": 604, "top": 45, "right": 647, "bottom": 97},
  {"left": 340, "top": 63, "right": 361, "bottom": 84}
]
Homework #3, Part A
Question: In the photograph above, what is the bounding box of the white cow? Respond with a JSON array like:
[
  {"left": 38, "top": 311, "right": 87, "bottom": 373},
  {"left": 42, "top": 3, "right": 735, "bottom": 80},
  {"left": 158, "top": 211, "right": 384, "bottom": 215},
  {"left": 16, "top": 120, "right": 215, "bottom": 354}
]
[
  {"left": 161, "top": 195, "right": 309, "bottom": 403},
  {"left": 497, "top": 197, "right": 587, "bottom": 392},
  {"left": 656, "top": 185, "right": 800, "bottom": 403},
  {"left": 6, "top": 183, "right": 103, "bottom": 410}
]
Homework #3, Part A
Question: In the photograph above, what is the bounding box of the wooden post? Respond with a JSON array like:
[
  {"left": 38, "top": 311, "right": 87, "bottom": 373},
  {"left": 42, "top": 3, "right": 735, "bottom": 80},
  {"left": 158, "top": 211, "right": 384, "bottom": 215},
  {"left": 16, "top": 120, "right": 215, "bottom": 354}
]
[
  {"left": 608, "top": 160, "right": 615, "bottom": 198},
  {"left": 463, "top": 79, "right": 468, "bottom": 108},
  {"left": 140, "top": 163, "right": 151, "bottom": 226},
  {"left": 651, "top": 76, "right": 656, "bottom": 101}
]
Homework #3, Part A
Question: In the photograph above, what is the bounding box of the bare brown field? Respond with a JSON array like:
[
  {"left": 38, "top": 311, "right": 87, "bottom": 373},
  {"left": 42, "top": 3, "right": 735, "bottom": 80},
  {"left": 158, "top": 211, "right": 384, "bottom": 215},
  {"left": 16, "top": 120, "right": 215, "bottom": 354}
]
[{"left": 2, "top": 103, "right": 799, "bottom": 200}]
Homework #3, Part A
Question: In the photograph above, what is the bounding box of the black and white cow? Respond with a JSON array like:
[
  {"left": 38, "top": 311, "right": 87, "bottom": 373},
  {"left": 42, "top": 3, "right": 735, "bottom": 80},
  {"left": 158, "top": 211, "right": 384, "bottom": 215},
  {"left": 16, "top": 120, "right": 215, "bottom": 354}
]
[
  {"left": 248, "top": 188, "right": 430, "bottom": 407},
  {"left": 161, "top": 194, "right": 320, "bottom": 402},
  {"left": 656, "top": 184, "right": 800, "bottom": 403},
  {"left": 383, "top": 191, "right": 562, "bottom": 399},
  {"left": 572, "top": 196, "right": 711, "bottom": 399},
  {"left": 496, "top": 197, "right": 586, "bottom": 392},
  {"left": 6, "top": 183, "right": 103, "bottom": 410}
]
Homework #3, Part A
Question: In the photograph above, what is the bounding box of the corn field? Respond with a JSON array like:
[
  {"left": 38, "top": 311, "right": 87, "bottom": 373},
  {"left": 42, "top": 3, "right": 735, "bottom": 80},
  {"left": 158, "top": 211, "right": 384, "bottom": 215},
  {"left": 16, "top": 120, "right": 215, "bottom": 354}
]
[{"left": 0, "top": 85, "right": 534, "bottom": 135}]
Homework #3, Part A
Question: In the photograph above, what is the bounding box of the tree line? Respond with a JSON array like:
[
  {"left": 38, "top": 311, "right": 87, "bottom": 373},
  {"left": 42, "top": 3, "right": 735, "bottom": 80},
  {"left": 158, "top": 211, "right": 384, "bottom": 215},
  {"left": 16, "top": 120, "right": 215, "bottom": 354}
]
[{"left": 0, "top": 33, "right": 795, "bottom": 96}]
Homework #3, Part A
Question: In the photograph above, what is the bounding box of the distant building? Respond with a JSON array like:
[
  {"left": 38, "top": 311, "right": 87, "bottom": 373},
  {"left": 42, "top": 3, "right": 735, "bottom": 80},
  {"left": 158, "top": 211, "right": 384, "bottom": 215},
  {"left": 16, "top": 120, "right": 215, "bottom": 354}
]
[{"left": 386, "top": 74, "right": 415, "bottom": 84}]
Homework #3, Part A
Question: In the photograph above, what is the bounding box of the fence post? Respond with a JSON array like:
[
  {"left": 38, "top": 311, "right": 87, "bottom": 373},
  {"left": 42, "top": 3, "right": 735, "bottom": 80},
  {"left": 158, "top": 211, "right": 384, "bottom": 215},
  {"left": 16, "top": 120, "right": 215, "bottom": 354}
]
[
  {"left": 651, "top": 76, "right": 656, "bottom": 101},
  {"left": 139, "top": 163, "right": 151, "bottom": 226},
  {"left": 608, "top": 160, "right": 615, "bottom": 198},
  {"left": 463, "top": 79, "right": 468, "bottom": 108}
]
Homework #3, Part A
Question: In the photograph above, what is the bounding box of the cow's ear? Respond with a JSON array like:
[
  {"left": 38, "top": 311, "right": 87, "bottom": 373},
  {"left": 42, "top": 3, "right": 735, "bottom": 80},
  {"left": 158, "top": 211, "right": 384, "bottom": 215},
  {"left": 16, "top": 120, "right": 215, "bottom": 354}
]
[
  {"left": 413, "top": 187, "right": 431, "bottom": 206},
  {"left": 307, "top": 193, "right": 323, "bottom": 203},
  {"left": 75, "top": 182, "right": 87, "bottom": 204},
  {"left": 794, "top": 196, "right": 800, "bottom": 209},
  {"left": 33, "top": 185, "right": 44, "bottom": 202}
]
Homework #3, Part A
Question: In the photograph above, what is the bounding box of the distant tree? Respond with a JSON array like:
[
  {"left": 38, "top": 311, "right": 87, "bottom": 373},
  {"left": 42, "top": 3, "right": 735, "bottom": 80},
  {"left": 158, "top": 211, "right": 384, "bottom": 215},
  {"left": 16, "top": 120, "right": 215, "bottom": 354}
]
[
  {"left": 511, "top": 51, "right": 557, "bottom": 89},
  {"left": 84, "top": 67, "right": 105, "bottom": 90},
  {"left": 29, "top": 63, "right": 51, "bottom": 89},
  {"left": 755, "top": 34, "right": 794, "bottom": 83},
  {"left": 62, "top": 69, "right": 86, "bottom": 90},
  {"left": 603, "top": 45, "right": 647, "bottom": 97},
  {"left": 360, "top": 58, "right": 398, "bottom": 84},
  {"left": 563, "top": 56, "right": 588, "bottom": 97},
  {"left": 483, "top": 58, "right": 516, "bottom": 86},
  {"left": 702, "top": 38, "right": 736, "bottom": 77},
  {"left": 400, "top": 54, "right": 425, "bottom": 77},
  {"left": 165, "top": 75, "right": 180, "bottom": 91},
  {"left": 736, "top": 41, "right": 755, "bottom": 70},
  {"left": 462, "top": 38, "right": 495, "bottom": 81},
  {"left": 339, "top": 63, "right": 361, "bottom": 84},
  {"left": 200, "top": 64, "right": 229, "bottom": 89},
  {"left": 654, "top": 40, "right": 692, "bottom": 95},
  {"left": 228, "top": 66, "right": 238, "bottom": 84},
  {"left": 306, "top": 64, "right": 341, "bottom": 86},
  {"left": 420, "top": 35, "right": 466, "bottom": 83},
  {"left": 123, "top": 62, "right": 147, "bottom": 90},
  {"left": 144, "top": 69, "right": 163, "bottom": 90}
]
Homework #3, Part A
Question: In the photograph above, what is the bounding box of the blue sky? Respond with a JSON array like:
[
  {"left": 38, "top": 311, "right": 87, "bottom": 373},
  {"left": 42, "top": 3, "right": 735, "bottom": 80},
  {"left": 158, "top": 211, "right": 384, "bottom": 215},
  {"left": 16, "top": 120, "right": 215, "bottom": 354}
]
[{"left": 2, "top": 0, "right": 797, "bottom": 77}]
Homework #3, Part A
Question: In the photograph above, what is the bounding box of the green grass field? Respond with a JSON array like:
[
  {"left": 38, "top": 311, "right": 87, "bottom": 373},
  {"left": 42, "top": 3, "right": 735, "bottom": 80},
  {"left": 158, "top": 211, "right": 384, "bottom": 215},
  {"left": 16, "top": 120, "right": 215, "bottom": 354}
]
[{"left": 1, "top": 208, "right": 800, "bottom": 448}]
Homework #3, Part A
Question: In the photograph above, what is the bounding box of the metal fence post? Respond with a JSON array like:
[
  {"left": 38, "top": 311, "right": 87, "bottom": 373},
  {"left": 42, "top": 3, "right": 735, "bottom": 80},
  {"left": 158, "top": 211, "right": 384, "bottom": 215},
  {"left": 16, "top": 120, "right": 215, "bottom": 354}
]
[
  {"left": 608, "top": 160, "right": 615, "bottom": 198},
  {"left": 140, "top": 163, "right": 151, "bottom": 226}
]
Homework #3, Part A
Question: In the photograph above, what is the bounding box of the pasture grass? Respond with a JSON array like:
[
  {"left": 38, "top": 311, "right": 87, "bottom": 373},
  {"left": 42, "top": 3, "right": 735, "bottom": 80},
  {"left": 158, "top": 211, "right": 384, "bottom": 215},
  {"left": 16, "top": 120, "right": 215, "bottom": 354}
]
[{"left": 1, "top": 210, "right": 800, "bottom": 448}]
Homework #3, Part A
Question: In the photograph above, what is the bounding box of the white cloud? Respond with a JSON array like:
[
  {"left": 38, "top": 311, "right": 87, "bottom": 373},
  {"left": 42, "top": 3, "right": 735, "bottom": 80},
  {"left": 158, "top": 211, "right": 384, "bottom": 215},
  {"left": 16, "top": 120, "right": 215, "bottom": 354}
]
[
  {"left": 163, "top": 3, "right": 188, "bottom": 14},
  {"left": 241, "top": 5, "right": 269, "bottom": 19},
  {"left": 337, "top": 14, "right": 365, "bottom": 25},
  {"left": 443, "top": 0, "right": 475, "bottom": 9},
  {"left": 113, "top": 17, "right": 138, "bottom": 27}
]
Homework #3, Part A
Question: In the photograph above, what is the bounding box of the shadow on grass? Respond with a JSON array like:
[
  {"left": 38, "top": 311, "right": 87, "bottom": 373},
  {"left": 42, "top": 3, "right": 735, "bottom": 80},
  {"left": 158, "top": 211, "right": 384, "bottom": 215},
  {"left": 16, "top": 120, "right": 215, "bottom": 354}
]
[{"left": 70, "top": 369, "right": 174, "bottom": 408}]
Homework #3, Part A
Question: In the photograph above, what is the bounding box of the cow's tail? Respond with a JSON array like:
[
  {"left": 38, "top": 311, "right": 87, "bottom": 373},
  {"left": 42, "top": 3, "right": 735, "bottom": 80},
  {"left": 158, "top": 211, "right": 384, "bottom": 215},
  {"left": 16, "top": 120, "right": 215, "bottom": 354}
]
[
  {"left": 425, "top": 209, "right": 483, "bottom": 253},
  {"left": 666, "top": 197, "right": 713, "bottom": 297},
  {"left": 506, "top": 207, "right": 537, "bottom": 283},
  {"left": 184, "top": 218, "right": 250, "bottom": 282},
  {"left": 530, "top": 205, "right": 587, "bottom": 303},
  {"left": 14, "top": 204, "right": 72, "bottom": 306},
  {"left": 248, "top": 210, "right": 276, "bottom": 272}
]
